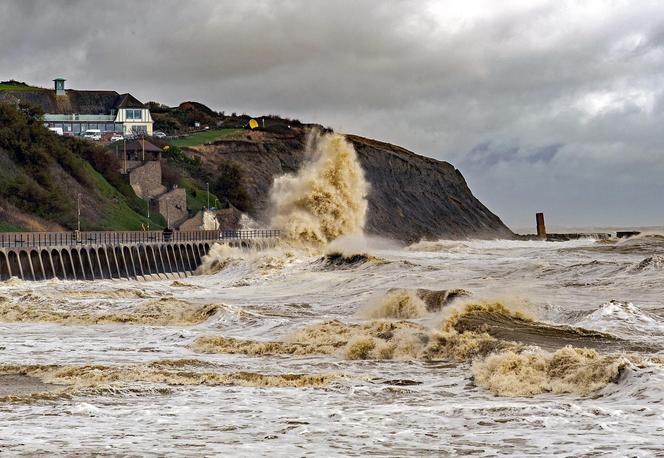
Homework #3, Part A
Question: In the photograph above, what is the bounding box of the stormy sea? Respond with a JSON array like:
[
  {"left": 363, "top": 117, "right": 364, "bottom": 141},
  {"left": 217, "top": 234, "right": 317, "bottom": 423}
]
[{"left": 1, "top": 134, "right": 663, "bottom": 455}]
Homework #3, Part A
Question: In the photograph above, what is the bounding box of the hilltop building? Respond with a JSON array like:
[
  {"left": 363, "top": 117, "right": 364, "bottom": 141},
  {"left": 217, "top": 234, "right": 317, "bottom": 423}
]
[{"left": 0, "top": 78, "right": 153, "bottom": 136}]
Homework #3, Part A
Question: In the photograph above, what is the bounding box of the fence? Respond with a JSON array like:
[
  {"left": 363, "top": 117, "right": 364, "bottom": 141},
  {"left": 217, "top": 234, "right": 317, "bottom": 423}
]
[{"left": 0, "top": 229, "right": 280, "bottom": 249}]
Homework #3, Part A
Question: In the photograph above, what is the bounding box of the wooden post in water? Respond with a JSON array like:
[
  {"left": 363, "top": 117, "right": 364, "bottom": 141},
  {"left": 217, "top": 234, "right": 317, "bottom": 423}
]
[{"left": 536, "top": 212, "right": 546, "bottom": 240}]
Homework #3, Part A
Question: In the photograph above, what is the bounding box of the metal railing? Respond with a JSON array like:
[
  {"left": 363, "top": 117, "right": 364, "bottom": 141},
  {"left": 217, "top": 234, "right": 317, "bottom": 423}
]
[{"left": 0, "top": 229, "right": 280, "bottom": 249}]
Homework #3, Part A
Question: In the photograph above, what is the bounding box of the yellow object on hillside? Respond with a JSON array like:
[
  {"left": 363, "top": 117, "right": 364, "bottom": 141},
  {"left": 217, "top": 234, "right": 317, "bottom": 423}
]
[{"left": 249, "top": 119, "right": 259, "bottom": 129}]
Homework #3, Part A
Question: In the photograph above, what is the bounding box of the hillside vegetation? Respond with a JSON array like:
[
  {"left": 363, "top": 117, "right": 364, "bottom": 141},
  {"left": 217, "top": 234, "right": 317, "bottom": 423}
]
[
  {"left": 168, "top": 128, "right": 242, "bottom": 148},
  {"left": 0, "top": 98, "right": 513, "bottom": 240},
  {"left": 0, "top": 80, "right": 41, "bottom": 91},
  {"left": 0, "top": 103, "right": 160, "bottom": 232}
]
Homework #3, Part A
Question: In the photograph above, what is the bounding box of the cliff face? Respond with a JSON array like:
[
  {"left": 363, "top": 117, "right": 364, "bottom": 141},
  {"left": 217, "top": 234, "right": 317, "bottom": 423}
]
[
  {"left": 348, "top": 135, "right": 513, "bottom": 242},
  {"left": 188, "top": 129, "right": 513, "bottom": 242}
]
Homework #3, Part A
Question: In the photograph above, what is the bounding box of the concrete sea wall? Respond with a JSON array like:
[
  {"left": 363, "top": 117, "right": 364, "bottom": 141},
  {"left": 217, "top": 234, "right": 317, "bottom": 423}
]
[
  {"left": 0, "top": 230, "right": 280, "bottom": 281},
  {"left": 0, "top": 242, "right": 211, "bottom": 281}
]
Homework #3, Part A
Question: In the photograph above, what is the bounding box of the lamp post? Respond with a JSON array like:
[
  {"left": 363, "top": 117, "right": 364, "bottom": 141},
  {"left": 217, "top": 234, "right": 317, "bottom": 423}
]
[
  {"left": 77, "top": 193, "right": 81, "bottom": 232},
  {"left": 206, "top": 182, "right": 210, "bottom": 210},
  {"left": 146, "top": 198, "right": 151, "bottom": 230},
  {"left": 166, "top": 203, "right": 170, "bottom": 230}
]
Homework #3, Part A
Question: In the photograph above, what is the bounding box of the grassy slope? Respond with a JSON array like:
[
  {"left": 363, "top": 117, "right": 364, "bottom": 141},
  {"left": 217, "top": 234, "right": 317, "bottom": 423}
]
[
  {"left": 0, "top": 83, "right": 41, "bottom": 91},
  {"left": 0, "top": 102, "right": 169, "bottom": 232},
  {"left": 84, "top": 163, "right": 166, "bottom": 230},
  {"left": 0, "top": 222, "right": 24, "bottom": 231},
  {"left": 179, "top": 178, "right": 222, "bottom": 214},
  {"left": 169, "top": 128, "right": 242, "bottom": 148}
]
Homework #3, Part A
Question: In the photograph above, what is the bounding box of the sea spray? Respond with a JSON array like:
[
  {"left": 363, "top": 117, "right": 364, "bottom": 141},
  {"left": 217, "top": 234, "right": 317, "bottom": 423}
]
[
  {"left": 269, "top": 132, "right": 368, "bottom": 247},
  {"left": 196, "top": 242, "right": 294, "bottom": 278},
  {"left": 192, "top": 300, "right": 643, "bottom": 396},
  {"left": 361, "top": 290, "right": 428, "bottom": 319},
  {"left": 194, "top": 132, "right": 368, "bottom": 276},
  {"left": 197, "top": 244, "right": 245, "bottom": 275},
  {"left": 472, "top": 347, "right": 630, "bottom": 396}
]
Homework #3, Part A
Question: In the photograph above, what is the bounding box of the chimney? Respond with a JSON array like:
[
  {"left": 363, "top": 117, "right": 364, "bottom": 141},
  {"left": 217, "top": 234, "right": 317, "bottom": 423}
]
[{"left": 53, "top": 78, "right": 66, "bottom": 96}]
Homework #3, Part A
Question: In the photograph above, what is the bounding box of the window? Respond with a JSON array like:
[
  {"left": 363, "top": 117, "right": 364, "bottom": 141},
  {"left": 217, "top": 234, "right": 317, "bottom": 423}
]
[
  {"left": 132, "top": 125, "right": 147, "bottom": 135},
  {"left": 125, "top": 109, "right": 142, "bottom": 120}
]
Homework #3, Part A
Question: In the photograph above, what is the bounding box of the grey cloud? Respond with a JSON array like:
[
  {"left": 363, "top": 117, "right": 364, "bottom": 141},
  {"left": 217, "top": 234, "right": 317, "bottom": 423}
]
[{"left": 1, "top": 0, "right": 663, "bottom": 229}]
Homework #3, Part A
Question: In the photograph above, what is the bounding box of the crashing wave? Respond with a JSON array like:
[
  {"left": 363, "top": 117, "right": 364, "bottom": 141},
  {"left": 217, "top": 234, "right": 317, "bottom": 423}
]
[
  {"left": 194, "top": 319, "right": 429, "bottom": 360},
  {"left": 315, "top": 252, "right": 387, "bottom": 270},
  {"left": 362, "top": 290, "right": 428, "bottom": 319},
  {"left": 472, "top": 347, "right": 630, "bottom": 396},
  {"left": 575, "top": 301, "right": 664, "bottom": 338},
  {"left": 193, "top": 299, "right": 658, "bottom": 397},
  {"left": 629, "top": 255, "right": 664, "bottom": 272},
  {"left": 269, "top": 132, "right": 368, "bottom": 247}
]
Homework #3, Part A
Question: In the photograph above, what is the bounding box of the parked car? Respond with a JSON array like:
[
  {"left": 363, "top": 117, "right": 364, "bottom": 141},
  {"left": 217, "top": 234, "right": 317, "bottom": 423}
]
[
  {"left": 152, "top": 131, "right": 166, "bottom": 138},
  {"left": 48, "top": 127, "right": 63, "bottom": 136},
  {"left": 110, "top": 133, "right": 124, "bottom": 142},
  {"left": 82, "top": 129, "right": 102, "bottom": 141}
]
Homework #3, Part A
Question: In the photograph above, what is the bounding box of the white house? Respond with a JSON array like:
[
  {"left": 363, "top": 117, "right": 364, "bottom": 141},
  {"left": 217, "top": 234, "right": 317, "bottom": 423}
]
[{"left": 0, "top": 78, "right": 154, "bottom": 136}]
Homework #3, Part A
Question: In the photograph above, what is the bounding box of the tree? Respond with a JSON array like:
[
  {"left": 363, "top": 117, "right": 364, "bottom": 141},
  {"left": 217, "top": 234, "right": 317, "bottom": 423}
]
[{"left": 211, "top": 160, "right": 253, "bottom": 213}]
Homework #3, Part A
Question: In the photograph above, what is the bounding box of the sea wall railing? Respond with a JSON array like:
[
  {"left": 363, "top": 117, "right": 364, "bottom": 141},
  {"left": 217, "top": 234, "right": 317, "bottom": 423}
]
[
  {"left": 0, "top": 229, "right": 280, "bottom": 281},
  {"left": 0, "top": 230, "right": 280, "bottom": 249}
]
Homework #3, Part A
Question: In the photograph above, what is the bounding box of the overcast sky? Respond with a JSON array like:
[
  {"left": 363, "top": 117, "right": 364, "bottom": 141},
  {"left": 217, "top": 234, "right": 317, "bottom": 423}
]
[{"left": 1, "top": 0, "right": 663, "bottom": 230}]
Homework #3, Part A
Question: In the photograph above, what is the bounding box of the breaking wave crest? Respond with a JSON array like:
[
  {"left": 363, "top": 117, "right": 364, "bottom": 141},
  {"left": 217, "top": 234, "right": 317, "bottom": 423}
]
[
  {"left": 197, "top": 244, "right": 245, "bottom": 275},
  {"left": 269, "top": 132, "right": 368, "bottom": 247},
  {"left": 445, "top": 301, "right": 654, "bottom": 353},
  {"left": 629, "top": 255, "right": 664, "bottom": 272},
  {"left": 194, "top": 319, "right": 428, "bottom": 360},
  {"left": 472, "top": 347, "right": 630, "bottom": 396},
  {"left": 0, "top": 360, "right": 341, "bottom": 402},
  {"left": 196, "top": 243, "right": 293, "bottom": 279},
  {"left": 193, "top": 300, "right": 659, "bottom": 397},
  {"left": 0, "top": 296, "right": 221, "bottom": 325},
  {"left": 315, "top": 252, "right": 387, "bottom": 270},
  {"left": 574, "top": 300, "right": 664, "bottom": 338},
  {"left": 362, "top": 290, "right": 427, "bottom": 319}
]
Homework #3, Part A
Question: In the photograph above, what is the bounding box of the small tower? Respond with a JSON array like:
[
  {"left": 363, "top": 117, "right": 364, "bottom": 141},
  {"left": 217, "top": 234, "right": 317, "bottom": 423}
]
[
  {"left": 53, "top": 78, "right": 66, "bottom": 96},
  {"left": 536, "top": 212, "right": 547, "bottom": 240}
]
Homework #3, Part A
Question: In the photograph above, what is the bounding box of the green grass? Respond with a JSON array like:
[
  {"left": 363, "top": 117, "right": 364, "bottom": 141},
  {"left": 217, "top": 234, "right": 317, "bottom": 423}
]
[
  {"left": 0, "top": 222, "right": 25, "bottom": 232},
  {"left": 0, "top": 83, "right": 41, "bottom": 91},
  {"left": 84, "top": 164, "right": 165, "bottom": 230},
  {"left": 180, "top": 178, "right": 221, "bottom": 214},
  {"left": 169, "top": 128, "right": 243, "bottom": 148}
]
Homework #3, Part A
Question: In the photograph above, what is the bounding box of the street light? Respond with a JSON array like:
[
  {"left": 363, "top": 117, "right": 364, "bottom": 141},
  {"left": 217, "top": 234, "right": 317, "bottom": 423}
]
[
  {"left": 77, "top": 193, "right": 81, "bottom": 232},
  {"left": 206, "top": 182, "right": 210, "bottom": 210}
]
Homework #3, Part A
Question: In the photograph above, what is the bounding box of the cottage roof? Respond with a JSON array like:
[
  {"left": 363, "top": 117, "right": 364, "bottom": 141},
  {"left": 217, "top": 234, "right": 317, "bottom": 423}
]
[
  {"left": 0, "top": 88, "right": 146, "bottom": 115},
  {"left": 117, "top": 93, "right": 145, "bottom": 109}
]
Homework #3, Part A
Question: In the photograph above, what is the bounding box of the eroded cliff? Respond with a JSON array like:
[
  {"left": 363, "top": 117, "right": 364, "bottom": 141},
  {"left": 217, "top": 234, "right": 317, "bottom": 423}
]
[{"left": 187, "top": 128, "right": 513, "bottom": 242}]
